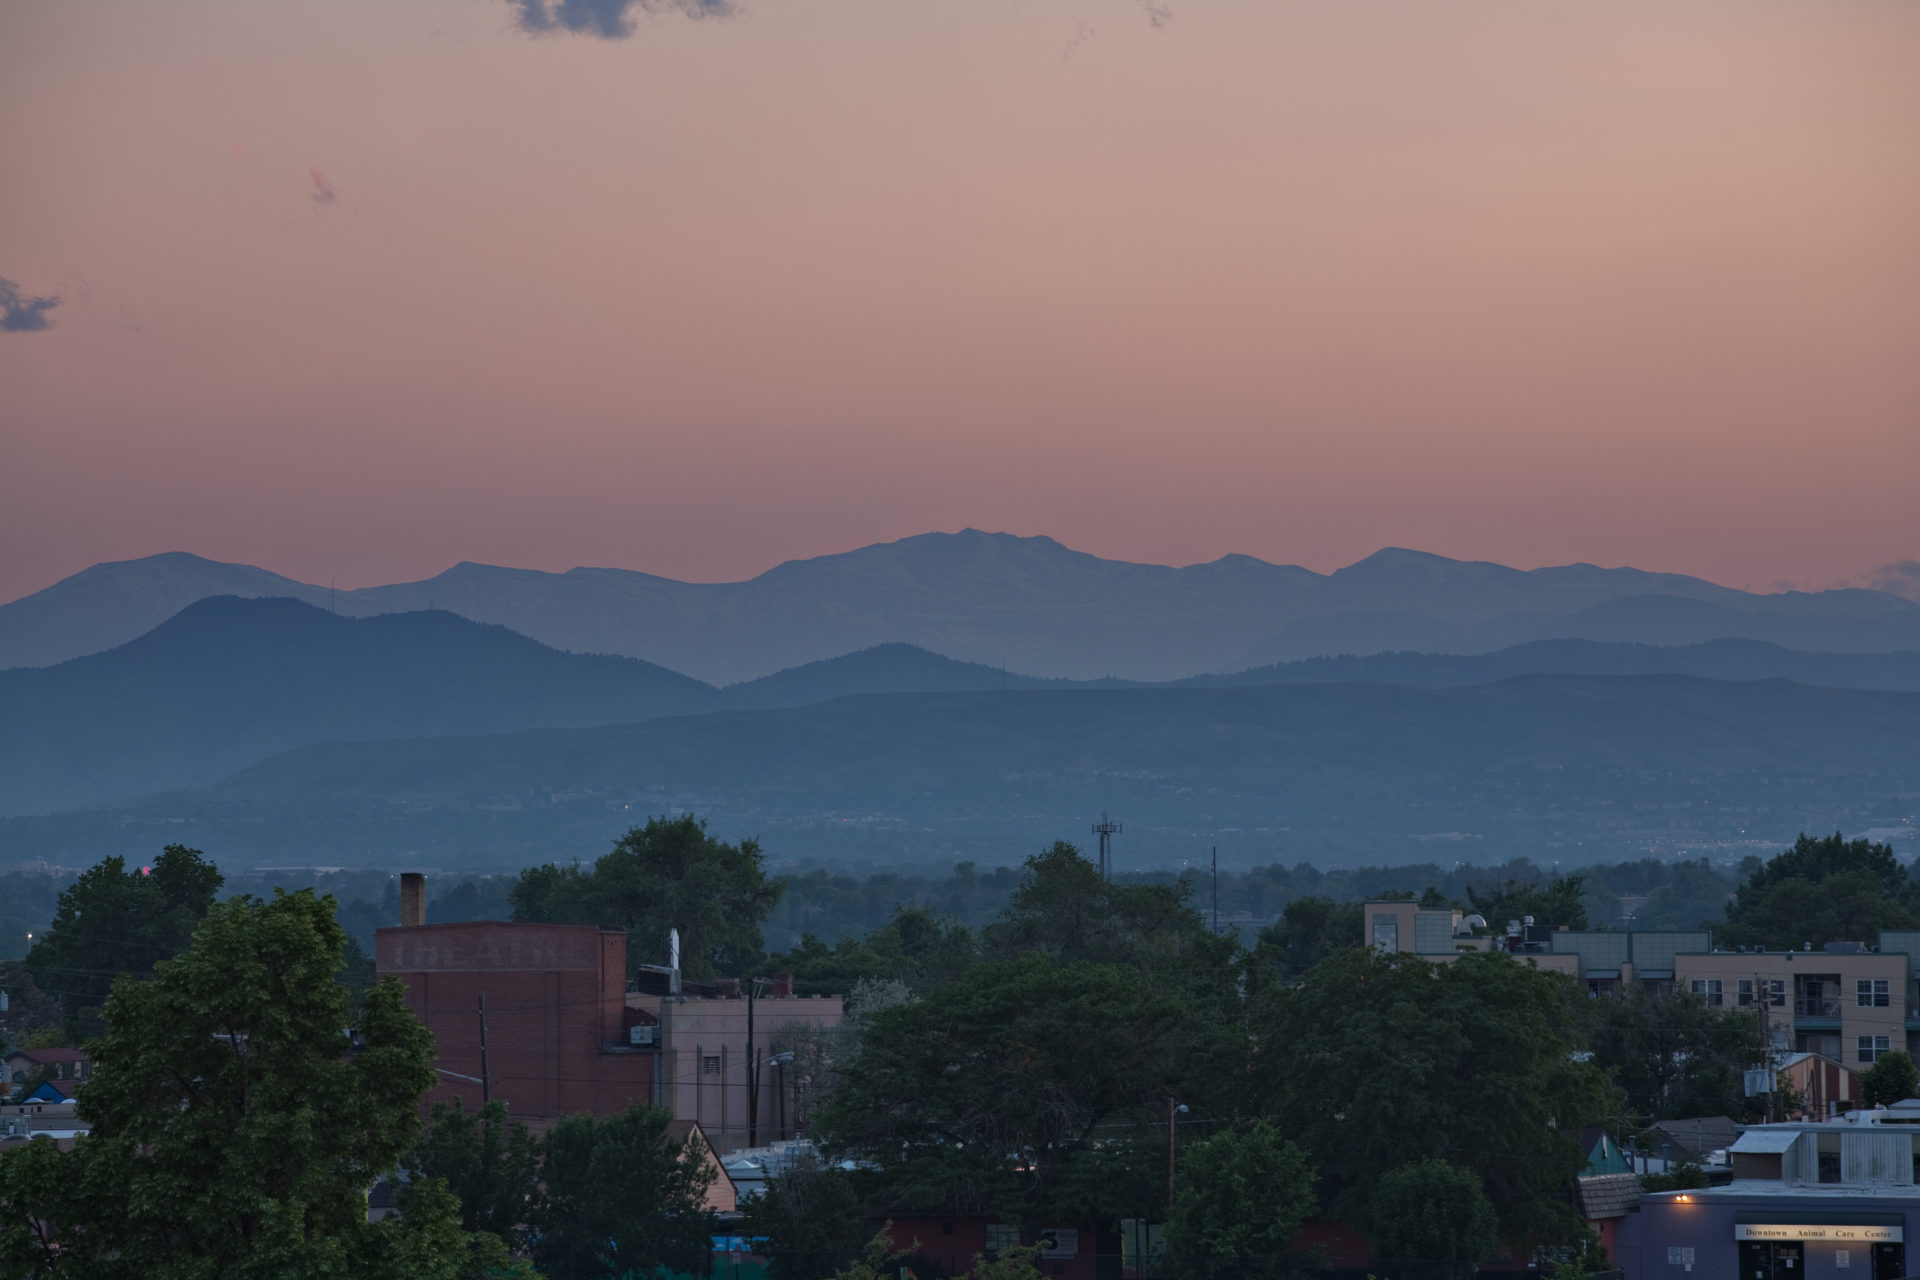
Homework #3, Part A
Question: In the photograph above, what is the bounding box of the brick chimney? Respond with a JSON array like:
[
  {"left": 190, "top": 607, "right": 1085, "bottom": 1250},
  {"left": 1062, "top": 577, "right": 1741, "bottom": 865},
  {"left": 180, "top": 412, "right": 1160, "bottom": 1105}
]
[{"left": 399, "top": 873, "right": 426, "bottom": 928}]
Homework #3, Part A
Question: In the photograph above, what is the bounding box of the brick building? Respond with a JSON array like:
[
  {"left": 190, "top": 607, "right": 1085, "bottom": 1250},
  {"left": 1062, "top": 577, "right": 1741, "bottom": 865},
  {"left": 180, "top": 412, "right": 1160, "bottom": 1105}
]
[{"left": 375, "top": 876, "right": 653, "bottom": 1127}]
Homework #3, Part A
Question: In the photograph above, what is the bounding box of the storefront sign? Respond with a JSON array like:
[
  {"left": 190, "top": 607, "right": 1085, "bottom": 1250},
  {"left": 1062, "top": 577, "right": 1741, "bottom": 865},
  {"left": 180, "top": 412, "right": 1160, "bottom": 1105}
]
[{"left": 1734, "top": 1227, "right": 1903, "bottom": 1242}]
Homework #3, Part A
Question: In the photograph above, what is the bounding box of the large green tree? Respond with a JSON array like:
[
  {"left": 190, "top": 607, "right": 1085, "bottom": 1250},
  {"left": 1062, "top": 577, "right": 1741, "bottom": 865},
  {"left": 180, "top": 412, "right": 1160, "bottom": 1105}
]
[
  {"left": 23, "top": 844, "right": 224, "bottom": 1036},
  {"left": 532, "top": 1104, "right": 719, "bottom": 1280},
  {"left": 0, "top": 888, "right": 486, "bottom": 1279},
  {"left": 1719, "top": 833, "right": 1918, "bottom": 948},
  {"left": 1165, "top": 1123, "right": 1318, "bottom": 1280},
  {"left": 1862, "top": 1051, "right": 1920, "bottom": 1108},
  {"left": 1256, "top": 948, "right": 1610, "bottom": 1248},
  {"left": 405, "top": 1098, "right": 542, "bottom": 1251},
  {"left": 511, "top": 816, "right": 780, "bottom": 980},
  {"left": 740, "top": 1156, "right": 874, "bottom": 1280},
  {"left": 1369, "top": 1159, "right": 1501, "bottom": 1280},
  {"left": 1242, "top": 896, "right": 1364, "bottom": 990},
  {"left": 1585, "top": 986, "right": 1761, "bottom": 1122},
  {"left": 821, "top": 954, "right": 1189, "bottom": 1223}
]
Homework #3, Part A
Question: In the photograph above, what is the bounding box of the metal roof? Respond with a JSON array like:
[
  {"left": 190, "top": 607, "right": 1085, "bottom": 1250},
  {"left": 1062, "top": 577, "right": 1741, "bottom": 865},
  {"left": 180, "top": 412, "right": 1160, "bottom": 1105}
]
[{"left": 1731, "top": 1129, "right": 1803, "bottom": 1154}]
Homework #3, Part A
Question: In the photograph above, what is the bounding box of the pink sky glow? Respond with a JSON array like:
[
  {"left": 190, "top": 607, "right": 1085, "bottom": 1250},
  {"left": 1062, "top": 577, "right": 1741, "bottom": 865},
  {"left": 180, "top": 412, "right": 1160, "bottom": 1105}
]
[{"left": 1, "top": 0, "right": 1916, "bottom": 601}]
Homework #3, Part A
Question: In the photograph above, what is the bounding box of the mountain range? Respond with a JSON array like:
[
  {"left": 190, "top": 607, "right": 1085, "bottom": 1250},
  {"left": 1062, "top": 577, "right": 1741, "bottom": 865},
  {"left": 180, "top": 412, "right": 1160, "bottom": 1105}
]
[
  {"left": 7, "top": 533, "right": 1919, "bottom": 682},
  {"left": 7, "top": 673, "right": 1916, "bottom": 868},
  {"left": 6, "top": 593, "right": 1920, "bottom": 819}
]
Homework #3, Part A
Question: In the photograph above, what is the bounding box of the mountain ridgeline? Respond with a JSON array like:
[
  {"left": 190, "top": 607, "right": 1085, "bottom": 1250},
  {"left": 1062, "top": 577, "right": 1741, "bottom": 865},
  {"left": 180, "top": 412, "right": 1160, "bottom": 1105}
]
[
  {"left": 6, "top": 532, "right": 1918, "bottom": 681},
  {"left": 5, "top": 593, "right": 1920, "bottom": 819}
]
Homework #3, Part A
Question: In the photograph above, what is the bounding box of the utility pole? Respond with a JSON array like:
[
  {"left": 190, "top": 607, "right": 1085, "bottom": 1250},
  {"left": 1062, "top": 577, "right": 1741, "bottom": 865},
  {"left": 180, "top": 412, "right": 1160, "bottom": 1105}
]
[
  {"left": 1165, "top": 1098, "right": 1187, "bottom": 1208},
  {"left": 1093, "top": 813, "right": 1122, "bottom": 883},
  {"left": 1211, "top": 846, "right": 1219, "bottom": 934},
  {"left": 746, "top": 977, "right": 769, "bottom": 1147},
  {"left": 477, "top": 993, "right": 491, "bottom": 1105}
]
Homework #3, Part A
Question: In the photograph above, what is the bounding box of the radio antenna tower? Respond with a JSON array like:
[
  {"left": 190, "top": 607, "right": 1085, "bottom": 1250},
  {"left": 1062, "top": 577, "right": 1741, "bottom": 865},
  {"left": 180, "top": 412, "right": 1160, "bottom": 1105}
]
[{"left": 1092, "top": 812, "right": 1122, "bottom": 882}]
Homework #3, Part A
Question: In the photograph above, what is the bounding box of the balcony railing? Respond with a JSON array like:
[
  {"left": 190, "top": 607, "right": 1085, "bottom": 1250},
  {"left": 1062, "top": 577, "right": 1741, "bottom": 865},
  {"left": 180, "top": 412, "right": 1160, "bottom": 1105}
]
[{"left": 1796, "top": 997, "right": 1843, "bottom": 1019}]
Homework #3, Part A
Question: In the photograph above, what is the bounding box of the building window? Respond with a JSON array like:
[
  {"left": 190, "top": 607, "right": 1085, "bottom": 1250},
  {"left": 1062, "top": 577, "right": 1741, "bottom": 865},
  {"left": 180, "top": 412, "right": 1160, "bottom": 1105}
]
[
  {"left": 1690, "top": 979, "right": 1723, "bottom": 1007},
  {"left": 986, "top": 1226, "right": 1020, "bottom": 1256},
  {"left": 1371, "top": 915, "right": 1399, "bottom": 953},
  {"left": 1859, "top": 1035, "right": 1892, "bottom": 1064},
  {"left": 1738, "top": 980, "right": 1754, "bottom": 1007},
  {"left": 702, "top": 1055, "right": 721, "bottom": 1075},
  {"left": 1858, "top": 980, "right": 1891, "bottom": 1008},
  {"left": 1739, "top": 980, "right": 1788, "bottom": 1008},
  {"left": 1768, "top": 979, "right": 1786, "bottom": 1007}
]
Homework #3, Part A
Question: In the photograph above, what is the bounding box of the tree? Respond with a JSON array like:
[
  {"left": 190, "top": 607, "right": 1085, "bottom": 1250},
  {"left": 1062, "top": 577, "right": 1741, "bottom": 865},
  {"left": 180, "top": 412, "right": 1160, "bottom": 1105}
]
[
  {"left": 741, "top": 1156, "right": 873, "bottom": 1280},
  {"left": 1243, "top": 897, "right": 1363, "bottom": 988},
  {"left": 1585, "top": 986, "right": 1762, "bottom": 1122},
  {"left": 1720, "top": 833, "right": 1918, "bottom": 948},
  {"left": 821, "top": 954, "right": 1189, "bottom": 1223},
  {"left": 1467, "top": 875, "right": 1589, "bottom": 931},
  {"left": 1369, "top": 1159, "right": 1500, "bottom": 1280},
  {"left": 0, "top": 888, "right": 485, "bottom": 1279},
  {"left": 1256, "top": 948, "right": 1610, "bottom": 1248},
  {"left": 405, "top": 1098, "right": 542, "bottom": 1250},
  {"left": 1165, "top": 1123, "right": 1318, "bottom": 1280},
  {"left": 987, "top": 843, "right": 1236, "bottom": 981},
  {"left": 533, "top": 1104, "right": 719, "bottom": 1280},
  {"left": 511, "top": 816, "right": 781, "bottom": 980},
  {"left": 22, "top": 845, "right": 224, "bottom": 1036},
  {"left": 1862, "top": 1050, "right": 1920, "bottom": 1108}
]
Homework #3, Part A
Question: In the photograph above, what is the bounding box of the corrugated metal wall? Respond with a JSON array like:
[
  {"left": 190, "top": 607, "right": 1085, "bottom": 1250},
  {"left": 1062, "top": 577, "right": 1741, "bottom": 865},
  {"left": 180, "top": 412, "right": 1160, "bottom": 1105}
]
[{"left": 1842, "top": 1132, "right": 1913, "bottom": 1184}]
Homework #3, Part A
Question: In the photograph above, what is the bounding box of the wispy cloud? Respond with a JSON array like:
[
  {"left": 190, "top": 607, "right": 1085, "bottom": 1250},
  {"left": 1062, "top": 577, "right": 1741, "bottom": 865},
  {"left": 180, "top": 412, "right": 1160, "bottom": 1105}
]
[
  {"left": 510, "top": 0, "right": 735, "bottom": 39},
  {"left": 1, "top": 278, "right": 61, "bottom": 333},
  {"left": 310, "top": 168, "right": 337, "bottom": 210},
  {"left": 1862, "top": 560, "right": 1920, "bottom": 603}
]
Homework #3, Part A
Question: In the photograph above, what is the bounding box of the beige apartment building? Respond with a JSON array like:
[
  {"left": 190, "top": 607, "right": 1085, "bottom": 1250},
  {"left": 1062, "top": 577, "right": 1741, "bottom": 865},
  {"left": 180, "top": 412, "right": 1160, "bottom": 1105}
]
[{"left": 1365, "top": 904, "right": 1920, "bottom": 1069}]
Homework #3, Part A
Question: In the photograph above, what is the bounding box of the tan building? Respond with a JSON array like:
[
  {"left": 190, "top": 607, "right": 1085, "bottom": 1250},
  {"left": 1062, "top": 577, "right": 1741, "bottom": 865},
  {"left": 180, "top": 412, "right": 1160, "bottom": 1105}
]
[
  {"left": 631, "top": 979, "right": 844, "bottom": 1156},
  {"left": 1363, "top": 903, "right": 1920, "bottom": 1071}
]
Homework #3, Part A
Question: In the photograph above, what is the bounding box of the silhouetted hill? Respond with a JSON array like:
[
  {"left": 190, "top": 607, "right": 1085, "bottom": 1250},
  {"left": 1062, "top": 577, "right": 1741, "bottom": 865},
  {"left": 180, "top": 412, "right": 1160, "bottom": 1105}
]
[
  {"left": 10, "top": 533, "right": 1919, "bottom": 681},
  {"left": 0, "top": 596, "right": 719, "bottom": 815},
  {"left": 7, "top": 674, "right": 1914, "bottom": 868},
  {"left": 723, "top": 643, "right": 1067, "bottom": 707},
  {"left": 1191, "top": 638, "right": 1920, "bottom": 691}
]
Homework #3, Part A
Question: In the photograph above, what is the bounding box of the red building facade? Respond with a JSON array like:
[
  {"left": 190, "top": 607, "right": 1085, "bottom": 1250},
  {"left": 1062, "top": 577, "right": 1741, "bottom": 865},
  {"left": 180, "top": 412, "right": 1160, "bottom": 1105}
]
[{"left": 375, "top": 919, "right": 654, "bottom": 1126}]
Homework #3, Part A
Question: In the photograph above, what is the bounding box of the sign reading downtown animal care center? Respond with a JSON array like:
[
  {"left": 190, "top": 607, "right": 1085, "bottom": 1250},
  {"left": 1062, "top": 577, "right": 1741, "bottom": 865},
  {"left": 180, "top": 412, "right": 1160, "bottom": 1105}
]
[{"left": 1733, "top": 1227, "right": 1904, "bottom": 1242}]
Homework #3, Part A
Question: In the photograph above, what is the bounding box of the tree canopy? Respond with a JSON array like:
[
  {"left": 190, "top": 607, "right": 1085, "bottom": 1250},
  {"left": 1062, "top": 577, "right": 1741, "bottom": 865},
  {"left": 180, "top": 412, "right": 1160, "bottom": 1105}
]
[
  {"left": 0, "top": 888, "right": 491, "bottom": 1279},
  {"left": 1255, "top": 948, "right": 1610, "bottom": 1248},
  {"left": 532, "top": 1104, "right": 718, "bottom": 1280},
  {"left": 510, "top": 815, "right": 781, "bottom": 980},
  {"left": 1719, "top": 833, "right": 1917, "bottom": 948},
  {"left": 22, "top": 844, "right": 224, "bottom": 1037},
  {"left": 1369, "top": 1159, "right": 1501, "bottom": 1280},
  {"left": 1862, "top": 1051, "right": 1920, "bottom": 1108},
  {"left": 1585, "top": 986, "right": 1762, "bottom": 1123},
  {"left": 821, "top": 953, "right": 1188, "bottom": 1223},
  {"left": 1165, "top": 1123, "right": 1317, "bottom": 1280}
]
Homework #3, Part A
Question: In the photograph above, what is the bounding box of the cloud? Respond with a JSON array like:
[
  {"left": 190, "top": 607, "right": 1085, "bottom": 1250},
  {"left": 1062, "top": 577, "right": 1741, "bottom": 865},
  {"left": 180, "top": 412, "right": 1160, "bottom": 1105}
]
[
  {"left": 510, "top": 0, "right": 735, "bottom": 39},
  {"left": 0, "top": 278, "right": 61, "bottom": 332},
  {"left": 310, "top": 168, "right": 337, "bottom": 210},
  {"left": 1137, "top": 0, "right": 1172, "bottom": 29},
  {"left": 1863, "top": 560, "right": 1920, "bottom": 603}
]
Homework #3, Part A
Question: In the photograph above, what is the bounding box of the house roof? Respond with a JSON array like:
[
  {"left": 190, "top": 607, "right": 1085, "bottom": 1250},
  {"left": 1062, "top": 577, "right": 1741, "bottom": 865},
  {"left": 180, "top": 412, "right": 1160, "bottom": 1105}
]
[
  {"left": 1650, "top": 1116, "right": 1743, "bottom": 1156},
  {"left": 1578, "top": 1173, "right": 1643, "bottom": 1221},
  {"left": 4, "top": 1048, "right": 88, "bottom": 1065}
]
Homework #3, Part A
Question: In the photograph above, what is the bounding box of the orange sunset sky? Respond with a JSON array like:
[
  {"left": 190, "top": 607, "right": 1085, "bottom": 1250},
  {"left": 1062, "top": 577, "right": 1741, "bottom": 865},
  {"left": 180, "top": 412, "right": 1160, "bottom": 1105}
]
[{"left": 1, "top": 0, "right": 1916, "bottom": 602}]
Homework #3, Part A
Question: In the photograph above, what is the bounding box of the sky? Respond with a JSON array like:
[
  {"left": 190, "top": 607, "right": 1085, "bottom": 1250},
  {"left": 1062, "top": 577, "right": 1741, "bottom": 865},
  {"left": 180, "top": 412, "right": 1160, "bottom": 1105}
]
[{"left": 2, "top": 0, "right": 1916, "bottom": 604}]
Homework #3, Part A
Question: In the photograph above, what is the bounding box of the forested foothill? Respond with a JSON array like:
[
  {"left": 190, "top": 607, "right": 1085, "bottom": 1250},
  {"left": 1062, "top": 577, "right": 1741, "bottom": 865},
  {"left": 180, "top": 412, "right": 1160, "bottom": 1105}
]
[{"left": 2, "top": 827, "right": 1916, "bottom": 1278}]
